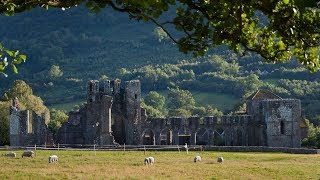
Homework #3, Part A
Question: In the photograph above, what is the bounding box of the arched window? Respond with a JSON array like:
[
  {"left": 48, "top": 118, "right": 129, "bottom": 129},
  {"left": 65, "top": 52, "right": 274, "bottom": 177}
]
[{"left": 280, "top": 121, "right": 285, "bottom": 135}]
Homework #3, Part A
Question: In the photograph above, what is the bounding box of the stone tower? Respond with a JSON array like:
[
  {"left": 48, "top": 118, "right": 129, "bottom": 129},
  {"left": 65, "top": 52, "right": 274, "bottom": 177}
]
[
  {"left": 57, "top": 79, "right": 143, "bottom": 145},
  {"left": 261, "top": 99, "right": 302, "bottom": 147},
  {"left": 246, "top": 90, "right": 305, "bottom": 147},
  {"left": 85, "top": 80, "right": 115, "bottom": 145},
  {"left": 123, "top": 80, "right": 142, "bottom": 145}
]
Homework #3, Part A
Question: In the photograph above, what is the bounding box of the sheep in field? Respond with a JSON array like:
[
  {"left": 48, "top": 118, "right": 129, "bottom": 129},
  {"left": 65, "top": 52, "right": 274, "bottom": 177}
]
[
  {"left": 3, "top": 152, "right": 16, "bottom": 158},
  {"left": 48, "top": 155, "right": 58, "bottom": 163},
  {"left": 194, "top": 155, "right": 202, "bottom": 163},
  {"left": 21, "top": 151, "right": 35, "bottom": 158},
  {"left": 217, "top": 156, "right": 224, "bottom": 163},
  {"left": 144, "top": 157, "right": 155, "bottom": 165}
]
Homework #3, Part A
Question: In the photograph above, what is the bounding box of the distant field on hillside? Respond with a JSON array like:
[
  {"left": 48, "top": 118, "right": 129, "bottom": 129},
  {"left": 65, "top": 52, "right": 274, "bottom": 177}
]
[
  {"left": 0, "top": 150, "right": 318, "bottom": 179},
  {"left": 48, "top": 100, "right": 85, "bottom": 111},
  {"left": 192, "top": 92, "right": 239, "bottom": 112},
  {"left": 145, "top": 91, "right": 239, "bottom": 113}
]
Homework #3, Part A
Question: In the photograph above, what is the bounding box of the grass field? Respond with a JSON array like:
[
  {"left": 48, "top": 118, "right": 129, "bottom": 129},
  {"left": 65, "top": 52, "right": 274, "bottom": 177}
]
[
  {"left": 192, "top": 92, "right": 239, "bottom": 112},
  {"left": 48, "top": 100, "right": 85, "bottom": 111},
  {"left": 155, "top": 90, "right": 239, "bottom": 113},
  {"left": 0, "top": 150, "right": 319, "bottom": 179}
]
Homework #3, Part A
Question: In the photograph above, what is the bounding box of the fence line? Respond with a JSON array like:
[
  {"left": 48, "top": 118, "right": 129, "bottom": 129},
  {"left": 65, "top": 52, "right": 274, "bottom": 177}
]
[{"left": 0, "top": 145, "right": 318, "bottom": 154}]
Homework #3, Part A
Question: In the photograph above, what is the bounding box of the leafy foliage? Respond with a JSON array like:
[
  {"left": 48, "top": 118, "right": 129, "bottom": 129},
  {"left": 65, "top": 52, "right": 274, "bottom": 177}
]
[
  {"left": 48, "top": 109, "right": 68, "bottom": 135},
  {"left": 0, "top": 100, "right": 11, "bottom": 145},
  {"left": 0, "top": 0, "right": 320, "bottom": 73},
  {"left": 153, "top": 27, "right": 168, "bottom": 42},
  {"left": 0, "top": 80, "right": 49, "bottom": 145},
  {"left": 0, "top": 43, "right": 26, "bottom": 77},
  {"left": 302, "top": 121, "right": 320, "bottom": 148},
  {"left": 2, "top": 80, "right": 50, "bottom": 122},
  {"left": 48, "top": 65, "right": 63, "bottom": 78}
]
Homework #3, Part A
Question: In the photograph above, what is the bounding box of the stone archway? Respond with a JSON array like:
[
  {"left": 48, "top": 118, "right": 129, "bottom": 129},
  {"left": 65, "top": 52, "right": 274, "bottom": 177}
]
[
  {"left": 196, "top": 128, "right": 209, "bottom": 145},
  {"left": 213, "top": 128, "right": 225, "bottom": 146},
  {"left": 142, "top": 129, "right": 155, "bottom": 145},
  {"left": 160, "top": 128, "right": 172, "bottom": 145},
  {"left": 178, "top": 127, "right": 191, "bottom": 145},
  {"left": 235, "top": 129, "right": 243, "bottom": 146}
]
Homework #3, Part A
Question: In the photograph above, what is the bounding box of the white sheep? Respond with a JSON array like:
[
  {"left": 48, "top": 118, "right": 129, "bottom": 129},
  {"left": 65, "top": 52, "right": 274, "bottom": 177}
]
[
  {"left": 21, "top": 151, "right": 35, "bottom": 158},
  {"left": 48, "top": 155, "right": 58, "bottom": 163},
  {"left": 217, "top": 156, "right": 224, "bottom": 163},
  {"left": 144, "top": 157, "right": 155, "bottom": 165},
  {"left": 194, "top": 155, "right": 201, "bottom": 163},
  {"left": 3, "top": 152, "right": 16, "bottom": 158}
]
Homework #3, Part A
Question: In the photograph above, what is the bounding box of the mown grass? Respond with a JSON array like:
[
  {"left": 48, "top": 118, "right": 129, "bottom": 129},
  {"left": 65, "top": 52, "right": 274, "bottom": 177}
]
[
  {"left": 48, "top": 100, "right": 85, "bottom": 111},
  {"left": 192, "top": 92, "right": 239, "bottom": 112},
  {"left": 0, "top": 150, "right": 319, "bottom": 179},
  {"left": 154, "top": 90, "right": 239, "bottom": 112}
]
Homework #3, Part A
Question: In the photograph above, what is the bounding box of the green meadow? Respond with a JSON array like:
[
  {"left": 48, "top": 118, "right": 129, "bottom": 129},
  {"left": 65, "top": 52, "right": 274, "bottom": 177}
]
[{"left": 0, "top": 150, "right": 319, "bottom": 179}]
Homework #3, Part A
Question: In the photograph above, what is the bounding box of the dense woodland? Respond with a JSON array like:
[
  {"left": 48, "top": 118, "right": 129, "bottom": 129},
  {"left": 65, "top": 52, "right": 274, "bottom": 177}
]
[{"left": 0, "top": 6, "right": 319, "bottom": 147}]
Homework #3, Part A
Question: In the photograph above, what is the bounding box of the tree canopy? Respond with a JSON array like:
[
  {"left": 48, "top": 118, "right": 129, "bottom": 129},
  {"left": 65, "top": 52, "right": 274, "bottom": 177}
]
[
  {"left": 0, "top": 80, "right": 50, "bottom": 145},
  {"left": 0, "top": 0, "right": 320, "bottom": 74}
]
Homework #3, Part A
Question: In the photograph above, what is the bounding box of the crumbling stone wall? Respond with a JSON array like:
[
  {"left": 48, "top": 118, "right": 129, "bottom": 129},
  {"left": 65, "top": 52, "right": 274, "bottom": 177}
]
[
  {"left": 140, "top": 91, "right": 306, "bottom": 148},
  {"left": 124, "top": 80, "right": 141, "bottom": 145},
  {"left": 55, "top": 81, "right": 307, "bottom": 148},
  {"left": 141, "top": 115, "right": 259, "bottom": 146},
  {"left": 56, "top": 79, "right": 141, "bottom": 146},
  {"left": 261, "top": 99, "right": 302, "bottom": 147},
  {"left": 9, "top": 99, "right": 51, "bottom": 146}
]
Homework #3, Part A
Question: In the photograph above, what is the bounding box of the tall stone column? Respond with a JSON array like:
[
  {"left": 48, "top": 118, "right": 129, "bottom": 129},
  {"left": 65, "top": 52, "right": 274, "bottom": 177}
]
[
  {"left": 173, "top": 130, "right": 179, "bottom": 145},
  {"left": 99, "top": 95, "right": 115, "bottom": 145},
  {"left": 155, "top": 132, "right": 161, "bottom": 145},
  {"left": 190, "top": 132, "right": 197, "bottom": 145}
]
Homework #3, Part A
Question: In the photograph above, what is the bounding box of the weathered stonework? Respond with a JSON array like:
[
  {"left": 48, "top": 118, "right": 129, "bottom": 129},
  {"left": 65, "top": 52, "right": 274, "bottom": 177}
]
[
  {"left": 52, "top": 81, "right": 307, "bottom": 148},
  {"left": 56, "top": 79, "right": 144, "bottom": 145},
  {"left": 9, "top": 98, "right": 53, "bottom": 147}
]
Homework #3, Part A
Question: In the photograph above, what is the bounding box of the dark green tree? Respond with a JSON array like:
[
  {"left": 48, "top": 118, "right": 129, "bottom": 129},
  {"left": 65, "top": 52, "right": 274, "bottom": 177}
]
[
  {"left": 1, "top": 0, "right": 320, "bottom": 75},
  {"left": 141, "top": 101, "right": 165, "bottom": 118},
  {"left": 0, "top": 43, "right": 26, "bottom": 77},
  {"left": 302, "top": 121, "right": 320, "bottom": 148},
  {"left": 0, "top": 101, "right": 11, "bottom": 145},
  {"left": 167, "top": 88, "right": 195, "bottom": 110},
  {"left": 167, "top": 88, "right": 195, "bottom": 117},
  {"left": 48, "top": 109, "right": 68, "bottom": 135},
  {"left": 0, "top": 80, "right": 50, "bottom": 145},
  {"left": 144, "top": 91, "right": 166, "bottom": 111}
]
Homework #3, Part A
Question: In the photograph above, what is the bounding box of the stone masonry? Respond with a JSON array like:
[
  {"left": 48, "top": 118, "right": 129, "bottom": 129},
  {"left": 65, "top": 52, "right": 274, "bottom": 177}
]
[
  {"left": 9, "top": 98, "right": 53, "bottom": 146},
  {"left": 53, "top": 80, "right": 308, "bottom": 148},
  {"left": 56, "top": 79, "right": 145, "bottom": 145}
]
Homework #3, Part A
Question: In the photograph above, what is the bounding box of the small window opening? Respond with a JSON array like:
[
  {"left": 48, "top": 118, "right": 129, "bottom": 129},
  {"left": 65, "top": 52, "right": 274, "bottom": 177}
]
[
  {"left": 280, "top": 121, "right": 285, "bottom": 135},
  {"left": 135, "top": 94, "right": 138, "bottom": 99}
]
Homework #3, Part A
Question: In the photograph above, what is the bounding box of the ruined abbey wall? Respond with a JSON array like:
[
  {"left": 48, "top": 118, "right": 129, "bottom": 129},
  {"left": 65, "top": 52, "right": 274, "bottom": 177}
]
[
  {"left": 53, "top": 80, "right": 309, "bottom": 148},
  {"left": 10, "top": 107, "right": 51, "bottom": 147},
  {"left": 56, "top": 79, "right": 143, "bottom": 145},
  {"left": 261, "top": 99, "right": 302, "bottom": 147}
]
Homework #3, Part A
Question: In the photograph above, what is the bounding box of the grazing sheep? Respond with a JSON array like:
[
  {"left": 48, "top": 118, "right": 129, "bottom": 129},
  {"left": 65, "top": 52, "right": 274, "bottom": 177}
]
[
  {"left": 194, "top": 155, "right": 202, "bottom": 163},
  {"left": 3, "top": 152, "right": 16, "bottom": 158},
  {"left": 21, "top": 151, "right": 35, "bottom": 158},
  {"left": 144, "top": 157, "right": 155, "bottom": 165},
  {"left": 48, "top": 155, "right": 58, "bottom": 163},
  {"left": 217, "top": 156, "right": 224, "bottom": 163}
]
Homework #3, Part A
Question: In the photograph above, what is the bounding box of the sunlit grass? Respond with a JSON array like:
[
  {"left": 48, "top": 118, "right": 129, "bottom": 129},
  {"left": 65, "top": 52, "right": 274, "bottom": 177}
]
[
  {"left": 192, "top": 92, "right": 239, "bottom": 112},
  {"left": 48, "top": 100, "right": 85, "bottom": 111},
  {"left": 151, "top": 90, "right": 239, "bottom": 112},
  {"left": 0, "top": 150, "right": 318, "bottom": 179}
]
